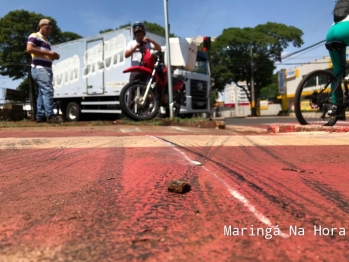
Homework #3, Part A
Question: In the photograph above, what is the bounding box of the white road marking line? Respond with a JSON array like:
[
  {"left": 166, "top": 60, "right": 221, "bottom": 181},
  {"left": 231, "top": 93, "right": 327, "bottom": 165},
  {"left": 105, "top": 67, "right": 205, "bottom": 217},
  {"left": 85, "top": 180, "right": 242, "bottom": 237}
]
[
  {"left": 202, "top": 166, "right": 289, "bottom": 238},
  {"left": 172, "top": 126, "right": 188, "bottom": 132},
  {"left": 172, "top": 147, "right": 202, "bottom": 165}
]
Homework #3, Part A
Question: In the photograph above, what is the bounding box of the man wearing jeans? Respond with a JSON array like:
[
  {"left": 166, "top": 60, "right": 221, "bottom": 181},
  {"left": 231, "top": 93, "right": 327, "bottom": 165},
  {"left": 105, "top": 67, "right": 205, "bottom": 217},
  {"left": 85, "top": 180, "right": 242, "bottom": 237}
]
[{"left": 26, "top": 18, "right": 62, "bottom": 123}]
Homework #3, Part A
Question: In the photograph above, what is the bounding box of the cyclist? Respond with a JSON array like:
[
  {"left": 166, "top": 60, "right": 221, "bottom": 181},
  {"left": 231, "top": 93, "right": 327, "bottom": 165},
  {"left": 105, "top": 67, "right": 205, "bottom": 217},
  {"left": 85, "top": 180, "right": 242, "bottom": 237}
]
[{"left": 326, "top": 1, "right": 349, "bottom": 119}]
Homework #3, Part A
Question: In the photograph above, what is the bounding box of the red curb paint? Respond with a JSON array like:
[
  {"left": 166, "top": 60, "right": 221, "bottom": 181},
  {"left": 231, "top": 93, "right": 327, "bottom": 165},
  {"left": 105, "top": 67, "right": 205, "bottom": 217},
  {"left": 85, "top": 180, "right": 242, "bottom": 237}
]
[
  {"left": 267, "top": 124, "right": 279, "bottom": 133},
  {"left": 279, "top": 125, "right": 295, "bottom": 133}
]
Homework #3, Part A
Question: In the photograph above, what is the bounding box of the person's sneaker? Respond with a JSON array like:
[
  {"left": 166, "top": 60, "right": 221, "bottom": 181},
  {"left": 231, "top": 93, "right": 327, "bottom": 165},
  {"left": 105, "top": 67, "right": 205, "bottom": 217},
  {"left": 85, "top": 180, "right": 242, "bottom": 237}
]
[
  {"left": 46, "top": 115, "right": 63, "bottom": 124},
  {"left": 36, "top": 117, "right": 46, "bottom": 123}
]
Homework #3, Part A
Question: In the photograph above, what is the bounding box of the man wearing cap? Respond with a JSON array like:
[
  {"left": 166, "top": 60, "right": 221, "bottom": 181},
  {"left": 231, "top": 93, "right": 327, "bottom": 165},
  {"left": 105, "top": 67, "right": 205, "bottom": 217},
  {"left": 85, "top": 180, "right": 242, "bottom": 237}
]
[
  {"left": 26, "top": 18, "right": 62, "bottom": 123},
  {"left": 125, "top": 22, "right": 161, "bottom": 82}
]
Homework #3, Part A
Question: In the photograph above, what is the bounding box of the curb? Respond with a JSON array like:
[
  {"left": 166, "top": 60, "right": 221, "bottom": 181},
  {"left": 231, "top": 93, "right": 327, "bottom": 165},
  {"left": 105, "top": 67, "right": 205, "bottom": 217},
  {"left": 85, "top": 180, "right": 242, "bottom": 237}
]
[
  {"left": 267, "top": 124, "right": 349, "bottom": 134},
  {"left": 215, "top": 121, "right": 265, "bottom": 133},
  {"left": 224, "top": 125, "right": 268, "bottom": 134},
  {"left": 214, "top": 120, "right": 226, "bottom": 129}
]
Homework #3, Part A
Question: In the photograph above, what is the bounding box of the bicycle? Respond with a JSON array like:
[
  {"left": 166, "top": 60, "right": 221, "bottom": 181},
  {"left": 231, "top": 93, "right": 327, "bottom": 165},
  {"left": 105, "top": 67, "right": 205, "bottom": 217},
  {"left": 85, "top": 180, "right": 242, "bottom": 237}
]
[{"left": 294, "top": 40, "right": 348, "bottom": 126}]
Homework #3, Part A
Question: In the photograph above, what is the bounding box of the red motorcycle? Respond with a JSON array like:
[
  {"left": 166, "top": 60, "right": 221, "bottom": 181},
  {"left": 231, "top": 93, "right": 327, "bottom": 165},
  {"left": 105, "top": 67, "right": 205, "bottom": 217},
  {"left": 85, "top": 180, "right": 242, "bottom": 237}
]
[{"left": 120, "top": 43, "right": 186, "bottom": 121}]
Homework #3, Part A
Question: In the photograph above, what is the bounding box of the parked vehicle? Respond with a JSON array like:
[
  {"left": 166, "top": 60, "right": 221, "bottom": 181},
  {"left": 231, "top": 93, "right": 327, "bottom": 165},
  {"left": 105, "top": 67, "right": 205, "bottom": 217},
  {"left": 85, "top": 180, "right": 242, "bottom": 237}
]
[{"left": 50, "top": 28, "right": 210, "bottom": 121}]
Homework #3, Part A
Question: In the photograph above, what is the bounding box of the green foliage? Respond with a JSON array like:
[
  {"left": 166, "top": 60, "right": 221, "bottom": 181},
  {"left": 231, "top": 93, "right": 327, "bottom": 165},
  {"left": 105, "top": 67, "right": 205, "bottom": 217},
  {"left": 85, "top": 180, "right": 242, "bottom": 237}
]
[
  {"left": 210, "top": 89, "right": 219, "bottom": 108},
  {"left": 99, "top": 29, "right": 114, "bottom": 34},
  {"left": 209, "top": 22, "right": 304, "bottom": 102},
  {"left": 99, "top": 23, "right": 131, "bottom": 34},
  {"left": 58, "top": 31, "right": 82, "bottom": 43},
  {"left": 117, "top": 23, "right": 131, "bottom": 29},
  {"left": 0, "top": 10, "right": 82, "bottom": 80},
  {"left": 16, "top": 77, "right": 30, "bottom": 101},
  {"left": 260, "top": 73, "right": 279, "bottom": 102},
  {"left": 143, "top": 21, "right": 176, "bottom": 37}
]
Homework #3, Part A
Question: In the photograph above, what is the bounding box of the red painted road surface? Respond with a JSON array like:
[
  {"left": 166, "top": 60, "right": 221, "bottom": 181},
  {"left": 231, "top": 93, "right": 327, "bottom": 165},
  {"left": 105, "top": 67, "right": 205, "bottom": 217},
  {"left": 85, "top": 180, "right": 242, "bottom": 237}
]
[{"left": 1, "top": 126, "right": 349, "bottom": 261}]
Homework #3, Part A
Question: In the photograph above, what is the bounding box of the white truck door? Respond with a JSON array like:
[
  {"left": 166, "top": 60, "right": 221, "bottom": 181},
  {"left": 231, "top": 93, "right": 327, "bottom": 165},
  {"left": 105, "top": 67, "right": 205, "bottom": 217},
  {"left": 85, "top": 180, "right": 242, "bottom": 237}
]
[{"left": 84, "top": 39, "right": 104, "bottom": 95}]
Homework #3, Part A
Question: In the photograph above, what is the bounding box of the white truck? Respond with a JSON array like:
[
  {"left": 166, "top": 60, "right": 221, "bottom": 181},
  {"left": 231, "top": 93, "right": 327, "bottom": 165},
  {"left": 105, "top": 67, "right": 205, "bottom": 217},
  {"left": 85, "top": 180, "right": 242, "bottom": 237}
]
[{"left": 51, "top": 27, "right": 211, "bottom": 121}]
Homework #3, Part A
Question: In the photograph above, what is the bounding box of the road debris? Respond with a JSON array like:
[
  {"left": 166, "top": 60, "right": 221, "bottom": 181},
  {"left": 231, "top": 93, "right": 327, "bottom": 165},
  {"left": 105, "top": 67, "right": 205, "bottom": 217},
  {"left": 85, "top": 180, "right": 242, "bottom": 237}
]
[{"left": 168, "top": 180, "right": 191, "bottom": 194}]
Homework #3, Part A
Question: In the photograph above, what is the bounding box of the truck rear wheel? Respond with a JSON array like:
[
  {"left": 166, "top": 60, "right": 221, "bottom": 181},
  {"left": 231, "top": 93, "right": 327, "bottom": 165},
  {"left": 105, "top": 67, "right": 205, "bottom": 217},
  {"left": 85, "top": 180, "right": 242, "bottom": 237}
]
[{"left": 66, "top": 102, "right": 81, "bottom": 122}]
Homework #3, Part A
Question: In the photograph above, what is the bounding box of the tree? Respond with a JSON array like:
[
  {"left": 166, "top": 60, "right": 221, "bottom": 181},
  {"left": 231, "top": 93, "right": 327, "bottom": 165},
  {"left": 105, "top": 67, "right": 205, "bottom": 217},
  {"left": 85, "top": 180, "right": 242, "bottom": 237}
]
[
  {"left": 209, "top": 22, "right": 303, "bottom": 115},
  {"left": 0, "top": 10, "right": 82, "bottom": 80},
  {"left": 16, "top": 77, "right": 30, "bottom": 102}
]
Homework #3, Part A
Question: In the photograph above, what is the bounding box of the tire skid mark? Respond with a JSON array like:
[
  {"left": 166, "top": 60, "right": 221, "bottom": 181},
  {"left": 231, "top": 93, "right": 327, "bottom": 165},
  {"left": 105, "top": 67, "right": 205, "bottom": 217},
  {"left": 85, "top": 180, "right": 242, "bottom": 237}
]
[
  {"left": 155, "top": 137, "right": 297, "bottom": 212},
  {"left": 209, "top": 152, "right": 311, "bottom": 217},
  {"left": 301, "top": 178, "right": 349, "bottom": 215},
  {"left": 57, "top": 147, "right": 126, "bottom": 261},
  {"left": 81, "top": 149, "right": 208, "bottom": 260},
  {"left": 202, "top": 143, "right": 349, "bottom": 228},
  {"left": 0, "top": 147, "right": 127, "bottom": 261},
  {"left": 0, "top": 147, "right": 119, "bottom": 235},
  {"left": 181, "top": 139, "right": 313, "bottom": 220},
  {"left": 50, "top": 145, "right": 260, "bottom": 260},
  {"left": 243, "top": 137, "right": 299, "bottom": 169},
  {"left": 220, "top": 146, "right": 313, "bottom": 207},
  {"left": 1, "top": 158, "right": 87, "bottom": 202},
  {"left": 241, "top": 137, "right": 349, "bottom": 220},
  {"left": 153, "top": 136, "right": 289, "bottom": 238},
  {"left": 2, "top": 135, "right": 349, "bottom": 260},
  {"left": 154, "top": 136, "right": 349, "bottom": 228},
  {"left": 154, "top": 136, "right": 349, "bottom": 254},
  {"left": 234, "top": 145, "right": 347, "bottom": 221},
  {"left": 0, "top": 140, "right": 115, "bottom": 176}
]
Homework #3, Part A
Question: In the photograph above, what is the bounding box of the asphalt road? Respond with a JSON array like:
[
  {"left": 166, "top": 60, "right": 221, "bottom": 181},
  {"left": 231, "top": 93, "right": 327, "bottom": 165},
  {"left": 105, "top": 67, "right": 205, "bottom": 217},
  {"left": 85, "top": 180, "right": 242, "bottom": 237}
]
[{"left": 1, "top": 125, "right": 349, "bottom": 261}]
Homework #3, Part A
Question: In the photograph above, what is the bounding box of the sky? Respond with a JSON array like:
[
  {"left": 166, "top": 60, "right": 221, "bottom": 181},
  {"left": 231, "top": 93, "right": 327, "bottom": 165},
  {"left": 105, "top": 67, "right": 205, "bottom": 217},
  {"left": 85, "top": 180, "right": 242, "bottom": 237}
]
[{"left": 0, "top": 0, "right": 337, "bottom": 90}]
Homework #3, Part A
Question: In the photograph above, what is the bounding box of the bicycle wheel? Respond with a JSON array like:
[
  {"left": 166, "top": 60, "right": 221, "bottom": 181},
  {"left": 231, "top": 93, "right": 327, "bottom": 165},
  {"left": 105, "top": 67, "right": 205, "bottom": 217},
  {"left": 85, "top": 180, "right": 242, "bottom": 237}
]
[{"left": 294, "top": 70, "right": 343, "bottom": 126}]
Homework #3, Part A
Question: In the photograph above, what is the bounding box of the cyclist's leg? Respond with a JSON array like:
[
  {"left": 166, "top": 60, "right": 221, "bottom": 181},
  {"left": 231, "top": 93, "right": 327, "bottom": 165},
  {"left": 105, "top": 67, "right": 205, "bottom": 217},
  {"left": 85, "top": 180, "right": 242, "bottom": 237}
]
[
  {"left": 326, "top": 21, "right": 349, "bottom": 103},
  {"left": 327, "top": 49, "right": 344, "bottom": 104}
]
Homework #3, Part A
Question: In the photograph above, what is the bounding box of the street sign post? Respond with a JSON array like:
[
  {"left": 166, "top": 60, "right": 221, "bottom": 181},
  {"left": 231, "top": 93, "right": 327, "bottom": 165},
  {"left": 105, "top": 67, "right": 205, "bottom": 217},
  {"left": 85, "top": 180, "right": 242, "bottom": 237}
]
[
  {"left": 278, "top": 69, "right": 288, "bottom": 112},
  {"left": 278, "top": 70, "right": 286, "bottom": 95}
]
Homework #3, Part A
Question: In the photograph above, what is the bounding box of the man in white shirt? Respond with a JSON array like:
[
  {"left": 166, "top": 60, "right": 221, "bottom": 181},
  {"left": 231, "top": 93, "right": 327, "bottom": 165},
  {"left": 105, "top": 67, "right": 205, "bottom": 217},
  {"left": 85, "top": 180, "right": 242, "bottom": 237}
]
[{"left": 125, "top": 22, "right": 161, "bottom": 82}]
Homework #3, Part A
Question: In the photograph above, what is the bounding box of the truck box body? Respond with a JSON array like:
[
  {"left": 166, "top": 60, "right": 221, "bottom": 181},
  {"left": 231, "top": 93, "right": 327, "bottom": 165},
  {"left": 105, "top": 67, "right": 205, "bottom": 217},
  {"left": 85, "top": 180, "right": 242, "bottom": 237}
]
[{"left": 52, "top": 28, "right": 165, "bottom": 99}]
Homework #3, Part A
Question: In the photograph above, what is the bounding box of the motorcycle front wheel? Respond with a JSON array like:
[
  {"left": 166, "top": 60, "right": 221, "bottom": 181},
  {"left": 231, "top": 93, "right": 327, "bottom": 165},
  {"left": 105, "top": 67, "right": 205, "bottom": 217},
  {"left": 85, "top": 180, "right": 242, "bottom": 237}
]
[{"left": 119, "top": 82, "right": 160, "bottom": 121}]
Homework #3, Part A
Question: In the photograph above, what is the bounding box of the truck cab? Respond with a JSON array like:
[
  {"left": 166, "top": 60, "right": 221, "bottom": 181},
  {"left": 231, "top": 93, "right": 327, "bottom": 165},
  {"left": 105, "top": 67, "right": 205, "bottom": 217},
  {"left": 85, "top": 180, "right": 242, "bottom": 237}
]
[
  {"left": 162, "top": 48, "right": 211, "bottom": 118},
  {"left": 179, "top": 50, "right": 211, "bottom": 117}
]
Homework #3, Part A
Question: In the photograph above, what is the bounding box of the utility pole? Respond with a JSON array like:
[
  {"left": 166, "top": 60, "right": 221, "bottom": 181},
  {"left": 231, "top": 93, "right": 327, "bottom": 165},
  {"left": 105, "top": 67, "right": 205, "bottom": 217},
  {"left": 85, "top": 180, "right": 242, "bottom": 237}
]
[
  {"left": 164, "top": 0, "right": 174, "bottom": 119},
  {"left": 250, "top": 43, "right": 256, "bottom": 117}
]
